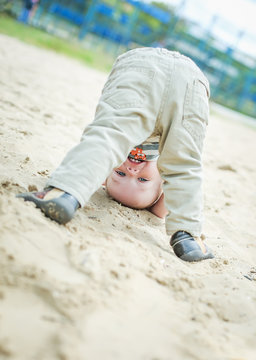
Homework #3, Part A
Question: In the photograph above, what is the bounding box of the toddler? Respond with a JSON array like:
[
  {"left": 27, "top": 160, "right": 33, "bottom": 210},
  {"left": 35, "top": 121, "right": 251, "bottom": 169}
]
[{"left": 17, "top": 47, "right": 214, "bottom": 262}]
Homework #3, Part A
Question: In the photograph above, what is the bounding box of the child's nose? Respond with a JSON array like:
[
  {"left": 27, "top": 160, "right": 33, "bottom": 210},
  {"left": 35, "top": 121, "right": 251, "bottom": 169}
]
[{"left": 126, "top": 166, "right": 139, "bottom": 176}]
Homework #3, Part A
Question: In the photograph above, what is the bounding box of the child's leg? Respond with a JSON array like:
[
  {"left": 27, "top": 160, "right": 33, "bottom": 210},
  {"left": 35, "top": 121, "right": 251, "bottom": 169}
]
[{"left": 157, "top": 55, "right": 210, "bottom": 240}]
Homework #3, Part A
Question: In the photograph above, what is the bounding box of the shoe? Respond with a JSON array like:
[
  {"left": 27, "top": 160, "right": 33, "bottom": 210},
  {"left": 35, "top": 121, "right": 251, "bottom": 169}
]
[
  {"left": 170, "top": 231, "right": 214, "bottom": 262},
  {"left": 16, "top": 187, "right": 79, "bottom": 224}
]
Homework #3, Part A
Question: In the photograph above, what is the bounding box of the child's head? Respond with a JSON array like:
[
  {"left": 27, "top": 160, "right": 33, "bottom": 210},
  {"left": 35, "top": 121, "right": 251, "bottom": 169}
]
[{"left": 105, "top": 157, "right": 163, "bottom": 209}]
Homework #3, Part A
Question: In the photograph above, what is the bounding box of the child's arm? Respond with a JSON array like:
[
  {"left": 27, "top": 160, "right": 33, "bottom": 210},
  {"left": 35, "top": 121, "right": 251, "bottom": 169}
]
[{"left": 148, "top": 192, "right": 168, "bottom": 219}]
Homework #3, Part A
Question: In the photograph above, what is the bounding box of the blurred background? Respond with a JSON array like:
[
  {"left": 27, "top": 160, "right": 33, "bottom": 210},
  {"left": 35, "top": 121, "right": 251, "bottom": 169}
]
[{"left": 1, "top": 0, "right": 256, "bottom": 119}]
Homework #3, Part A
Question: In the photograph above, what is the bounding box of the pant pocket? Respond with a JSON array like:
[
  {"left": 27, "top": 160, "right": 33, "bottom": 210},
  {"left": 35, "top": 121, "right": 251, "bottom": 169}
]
[
  {"left": 100, "top": 65, "right": 155, "bottom": 109},
  {"left": 182, "top": 78, "right": 209, "bottom": 152}
]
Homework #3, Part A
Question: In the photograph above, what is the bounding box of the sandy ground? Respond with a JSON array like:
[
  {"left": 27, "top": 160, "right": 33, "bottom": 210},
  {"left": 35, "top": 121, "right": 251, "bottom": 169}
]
[{"left": 0, "top": 34, "right": 256, "bottom": 360}]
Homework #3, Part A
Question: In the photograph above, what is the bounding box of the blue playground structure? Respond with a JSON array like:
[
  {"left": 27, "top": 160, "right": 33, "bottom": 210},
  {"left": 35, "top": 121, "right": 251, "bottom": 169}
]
[{"left": 9, "top": 0, "right": 256, "bottom": 119}]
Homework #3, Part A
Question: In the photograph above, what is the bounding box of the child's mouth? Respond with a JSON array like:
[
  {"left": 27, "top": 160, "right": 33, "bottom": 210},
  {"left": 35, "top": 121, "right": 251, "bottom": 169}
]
[{"left": 128, "top": 155, "right": 145, "bottom": 164}]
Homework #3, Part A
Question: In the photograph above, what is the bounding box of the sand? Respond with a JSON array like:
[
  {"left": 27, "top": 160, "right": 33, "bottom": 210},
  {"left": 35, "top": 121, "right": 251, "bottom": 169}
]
[{"left": 0, "top": 34, "right": 256, "bottom": 360}]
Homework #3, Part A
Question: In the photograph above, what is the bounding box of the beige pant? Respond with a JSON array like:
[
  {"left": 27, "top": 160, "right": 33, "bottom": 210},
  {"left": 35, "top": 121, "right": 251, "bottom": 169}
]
[{"left": 47, "top": 47, "right": 210, "bottom": 237}]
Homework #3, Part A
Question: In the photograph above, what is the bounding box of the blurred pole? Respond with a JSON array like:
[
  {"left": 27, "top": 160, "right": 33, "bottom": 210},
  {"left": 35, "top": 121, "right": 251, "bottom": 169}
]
[
  {"left": 79, "top": 0, "right": 99, "bottom": 40},
  {"left": 170, "top": 0, "right": 187, "bottom": 30},
  {"left": 238, "top": 66, "right": 256, "bottom": 111},
  {"left": 163, "top": 0, "right": 187, "bottom": 47},
  {"left": 123, "top": 5, "right": 140, "bottom": 47},
  {"left": 216, "top": 30, "right": 245, "bottom": 98},
  {"left": 31, "top": 0, "right": 49, "bottom": 26},
  {"left": 198, "top": 15, "right": 218, "bottom": 55}
]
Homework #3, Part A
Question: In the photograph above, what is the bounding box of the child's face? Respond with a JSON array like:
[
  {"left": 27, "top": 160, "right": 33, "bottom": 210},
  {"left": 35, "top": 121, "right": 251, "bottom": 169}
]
[{"left": 106, "top": 157, "right": 163, "bottom": 209}]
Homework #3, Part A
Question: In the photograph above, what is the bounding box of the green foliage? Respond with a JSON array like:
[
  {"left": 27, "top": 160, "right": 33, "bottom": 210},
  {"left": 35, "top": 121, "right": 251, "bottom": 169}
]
[{"left": 0, "top": 14, "right": 114, "bottom": 72}]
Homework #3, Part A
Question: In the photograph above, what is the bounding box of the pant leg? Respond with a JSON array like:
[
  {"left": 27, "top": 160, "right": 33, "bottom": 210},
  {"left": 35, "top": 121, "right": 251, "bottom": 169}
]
[
  {"left": 156, "top": 54, "right": 210, "bottom": 238},
  {"left": 46, "top": 48, "right": 170, "bottom": 206}
]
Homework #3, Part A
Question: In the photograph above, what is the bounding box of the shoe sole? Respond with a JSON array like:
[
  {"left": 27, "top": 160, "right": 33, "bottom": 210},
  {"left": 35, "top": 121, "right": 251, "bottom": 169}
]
[
  {"left": 16, "top": 193, "right": 76, "bottom": 224},
  {"left": 179, "top": 249, "right": 214, "bottom": 262}
]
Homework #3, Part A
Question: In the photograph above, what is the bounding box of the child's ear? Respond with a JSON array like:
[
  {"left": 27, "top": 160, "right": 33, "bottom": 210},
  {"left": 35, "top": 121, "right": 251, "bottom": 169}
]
[{"left": 148, "top": 193, "right": 168, "bottom": 219}]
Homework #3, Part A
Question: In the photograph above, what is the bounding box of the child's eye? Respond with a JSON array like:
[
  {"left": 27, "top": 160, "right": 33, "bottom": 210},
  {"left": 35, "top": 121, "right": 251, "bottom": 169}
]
[
  {"left": 138, "top": 177, "right": 149, "bottom": 182},
  {"left": 115, "top": 170, "right": 126, "bottom": 177}
]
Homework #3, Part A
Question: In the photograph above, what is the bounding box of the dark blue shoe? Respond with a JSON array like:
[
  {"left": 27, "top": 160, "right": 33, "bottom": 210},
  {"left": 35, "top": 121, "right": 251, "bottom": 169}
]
[
  {"left": 170, "top": 231, "right": 214, "bottom": 262},
  {"left": 16, "top": 188, "right": 79, "bottom": 224}
]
